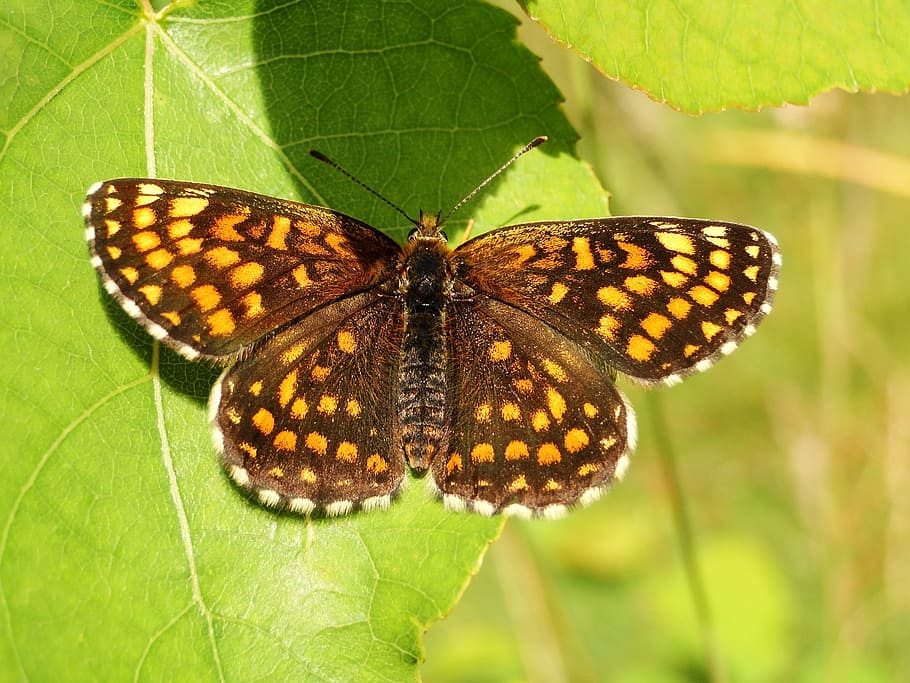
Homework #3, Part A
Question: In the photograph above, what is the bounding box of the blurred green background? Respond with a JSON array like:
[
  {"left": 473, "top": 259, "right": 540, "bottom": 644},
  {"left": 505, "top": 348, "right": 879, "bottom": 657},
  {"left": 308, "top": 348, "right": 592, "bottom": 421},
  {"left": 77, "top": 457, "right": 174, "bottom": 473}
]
[
  {"left": 2, "top": 1, "right": 908, "bottom": 681},
  {"left": 424, "top": 8, "right": 910, "bottom": 683}
]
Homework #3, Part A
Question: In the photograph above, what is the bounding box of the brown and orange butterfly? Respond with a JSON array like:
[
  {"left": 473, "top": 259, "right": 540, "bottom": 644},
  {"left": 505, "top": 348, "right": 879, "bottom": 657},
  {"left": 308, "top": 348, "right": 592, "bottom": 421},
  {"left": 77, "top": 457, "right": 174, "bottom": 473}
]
[{"left": 84, "top": 139, "right": 780, "bottom": 518}]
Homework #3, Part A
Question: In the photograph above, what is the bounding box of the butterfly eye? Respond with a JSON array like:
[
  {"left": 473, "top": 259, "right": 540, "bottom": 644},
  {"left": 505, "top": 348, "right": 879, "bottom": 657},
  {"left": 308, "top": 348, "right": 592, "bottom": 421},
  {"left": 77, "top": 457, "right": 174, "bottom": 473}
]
[{"left": 407, "top": 227, "right": 419, "bottom": 240}]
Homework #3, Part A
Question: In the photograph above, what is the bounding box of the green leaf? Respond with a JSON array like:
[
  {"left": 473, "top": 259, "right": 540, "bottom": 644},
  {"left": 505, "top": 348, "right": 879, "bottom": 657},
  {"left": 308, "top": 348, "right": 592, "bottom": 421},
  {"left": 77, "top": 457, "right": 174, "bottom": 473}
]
[
  {"left": 0, "top": 0, "right": 607, "bottom": 680},
  {"left": 518, "top": 0, "right": 910, "bottom": 112}
]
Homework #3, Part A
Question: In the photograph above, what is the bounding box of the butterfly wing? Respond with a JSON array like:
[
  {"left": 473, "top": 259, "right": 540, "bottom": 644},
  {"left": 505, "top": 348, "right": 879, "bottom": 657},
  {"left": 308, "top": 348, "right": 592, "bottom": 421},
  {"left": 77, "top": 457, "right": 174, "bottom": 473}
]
[
  {"left": 431, "top": 295, "right": 636, "bottom": 517},
  {"left": 453, "top": 217, "right": 780, "bottom": 384},
  {"left": 84, "top": 179, "right": 401, "bottom": 360},
  {"left": 211, "top": 289, "right": 406, "bottom": 515}
]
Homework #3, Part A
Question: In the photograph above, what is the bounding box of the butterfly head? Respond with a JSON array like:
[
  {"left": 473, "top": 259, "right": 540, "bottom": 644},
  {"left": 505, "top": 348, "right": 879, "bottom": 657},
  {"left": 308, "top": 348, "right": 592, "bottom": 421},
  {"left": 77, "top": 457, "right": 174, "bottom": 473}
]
[{"left": 409, "top": 210, "right": 447, "bottom": 242}]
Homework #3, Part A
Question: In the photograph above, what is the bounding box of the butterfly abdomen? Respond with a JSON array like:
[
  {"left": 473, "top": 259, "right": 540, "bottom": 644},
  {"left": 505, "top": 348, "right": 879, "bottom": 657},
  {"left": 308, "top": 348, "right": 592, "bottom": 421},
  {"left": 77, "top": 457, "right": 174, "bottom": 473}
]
[{"left": 398, "top": 238, "right": 452, "bottom": 470}]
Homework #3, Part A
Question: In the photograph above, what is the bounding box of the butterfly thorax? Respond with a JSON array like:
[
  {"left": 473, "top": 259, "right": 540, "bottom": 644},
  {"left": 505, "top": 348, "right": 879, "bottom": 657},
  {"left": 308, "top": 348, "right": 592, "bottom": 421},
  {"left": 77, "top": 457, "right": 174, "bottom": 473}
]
[{"left": 397, "top": 213, "right": 453, "bottom": 470}]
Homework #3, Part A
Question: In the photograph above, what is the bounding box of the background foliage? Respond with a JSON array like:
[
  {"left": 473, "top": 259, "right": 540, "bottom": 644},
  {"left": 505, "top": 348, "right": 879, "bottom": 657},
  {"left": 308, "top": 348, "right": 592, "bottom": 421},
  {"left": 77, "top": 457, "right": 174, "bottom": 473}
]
[{"left": 2, "top": 0, "right": 909, "bottom": 681}]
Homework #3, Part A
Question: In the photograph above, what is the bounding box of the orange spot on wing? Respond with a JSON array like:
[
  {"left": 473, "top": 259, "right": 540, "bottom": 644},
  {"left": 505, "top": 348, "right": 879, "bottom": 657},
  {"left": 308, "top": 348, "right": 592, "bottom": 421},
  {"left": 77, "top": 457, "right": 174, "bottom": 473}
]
[
  {"left": 336, "top": 441, "right": 358, "bottom": 462},
  {"left": 118, "top": 266, "right": 138, "bottom": 284},
  {"left": 305, "top": 432, "right": 328, "bottom": 455},
  {"left": 161, "top": 310, "right": 181, "bottom": 326},
  {"left": 671, "top": 254, "right": 698, "bottom": 275},
  {"left": 267, "top": 215, "right": 291, "bottom": 250},
  {"left": 337, "top": 330, "right": 357, "bottom": 353},
  {"left": 546, "top": 387, "right": 567, "bottom": 421},
  {"left": 705, "top": 270, "right": 731, "bottom": 292},
  {"left": 548, "top": 282, "right": 569, "bottom": 304},
  {"left": 537, "top": 443, "right": 561, "bottom": 465},
  {"left": 488, "top": 340, "right": 512, "bottom": 361},
  {"left": 471, "top": 443, "right": 495, "bottom": 463},
  {"left": 667, "top": 297, "right": 691, "bottom": 319},
  {"left": 241, "top": 291, "right": 264, "bottom": 318},
  {"left": 177, "top": 238, "right": 203, "bottom": 255},
  {"left": 445, "top": 453, "right": 463, "bottom": 475},
  {"left": 278, "top": 369, "right": 298, "bottom": 407},
  {"left": 627, "top": 334, "right": 656, "bottom": 361},
  {"left": 701, "top": 321, "right": 723, "bottom": 341},
  {"left": 504, "top": 441, "right": 529, "bottom": 460},
  {"left": 508, "top": 475, "right": 529, "bottom": 492},
  {"left": 132, "top": 230, "right": 160, "bottom": 252},
  {"left": 206, "top": 309, "right": 235, "bottom": 336},
  {"left": 725, "top": 308, "right": 743, "bottom": 324},
  {"left": 572, "top": 237, "right": 595, "bottom": 270},
  {"left": 133, "top": 207, "right": 156, "bottom": 228},
  {"left": 641, "top": 312, "right": 672, "bottom": 340},
  {"left": 617, "top": 240, "right": 654, "bottom": 268},
  {"left": 597, "top": 286, "right": 631, "bottom": 310},
  {"left": 205, "top": 246, "right": 241, "bottom": 268},
  {"left": 191, "top": 284, "right": 221, "bottom": 311},
  {"left": 564, "top": 428, "right": 590, "bottom": 453},
  {"left": 230, "top": 262, "right": 265, "bottom": 289},
  {"left": 292, "top": 264, "right": 313, "bottom": 288},
  {"left": 624, "top": 275, "right": 657, "bottom": 295},
  {"left": 596, "top": 314, "right": 620, "bottom": 340},
  {"left": 282, "top": 342, "right": 306, "bottom": 364},
  {"left": 655, "top": 231, "right": 695, "bottom": 254},
  {"left": 290, "top": 398, "right": 308, "bottom": 419},
  {"left": 170, "top": 196, "right": 209, "bottom": 217},
  {"left": 366, "top": 453, "right": 389, "bottom": 474},
  {"left": 514, "top": 379, "right": 534, "bottom": 394},
  {"left": 689, "top": 285, "right": 719, "bottom": 307},
  {"left": 710, "top": 249, "right": 731, "bottom": 269},
  {"left": 167, "top": 219, "right": 194, "bottom": 238},
  {"left": 138, "top": 284, "right": 162, "bottom": 305},
  {"left": 577, "top": 463, "right": 599, "bottom": 477},
  {"left": 661, "top": 270, "right": 688, "bottom": 287},
  {"left": 170, "top": 265, "right": 196, "bottom": 288},
  {"left": 274, "top": 431, "right": 297, "bottom": 451},
  {"left": 317, "top": 395, "right": 338, "bottom": 414},
  {"left": 252, "top": 408, "right": 274, "bottom": 435},
  {"left": 210, "top": 212, "right": 248, "bottom": 241},
  {"left": 501, "top": 402, "right": 521, "bottom": 421}
]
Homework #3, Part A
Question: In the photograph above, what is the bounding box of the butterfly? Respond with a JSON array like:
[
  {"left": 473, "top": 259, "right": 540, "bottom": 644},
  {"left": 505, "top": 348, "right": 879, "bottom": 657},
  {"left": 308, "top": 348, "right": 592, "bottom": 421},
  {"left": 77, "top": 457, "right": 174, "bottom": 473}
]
[{"left": 84, "top": 138, "right": 780, "bottom": 518}]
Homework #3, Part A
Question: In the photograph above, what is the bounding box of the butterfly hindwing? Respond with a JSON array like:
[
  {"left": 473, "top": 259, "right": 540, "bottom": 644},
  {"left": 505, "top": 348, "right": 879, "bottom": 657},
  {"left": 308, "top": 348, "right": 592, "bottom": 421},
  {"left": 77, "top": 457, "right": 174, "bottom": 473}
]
[
  {"left": 431, "top": 295, "right": 636, "bottom": 517},
  {"left": 212, "top": 290, "right": 406, "bottom": 515}
]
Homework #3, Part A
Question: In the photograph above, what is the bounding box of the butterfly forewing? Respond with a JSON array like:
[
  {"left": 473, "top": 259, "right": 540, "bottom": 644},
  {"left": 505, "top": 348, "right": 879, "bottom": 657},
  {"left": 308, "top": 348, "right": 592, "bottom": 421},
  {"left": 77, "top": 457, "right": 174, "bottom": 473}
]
[
  {"left": 212, "top": 289, "right": 406, "bottom": 515},
  {"left": 434, "top": 296, "right": 635, "bottom": 517},
  {"left": 454, "top": 217, "right": 780, "bottom": 384},
  {"left": 85, "top": 179, "right": 401, "bottom": 360}
]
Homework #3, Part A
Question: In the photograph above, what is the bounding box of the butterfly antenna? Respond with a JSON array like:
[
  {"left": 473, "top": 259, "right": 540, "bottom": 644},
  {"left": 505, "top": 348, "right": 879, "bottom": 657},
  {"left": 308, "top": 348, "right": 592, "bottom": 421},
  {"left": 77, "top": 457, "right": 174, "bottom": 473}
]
[
  {"left": 441, "top": 136, "right": 547, "bottom": 225},
  {"left": 308, "top": 149, "right": 419, "bottom": 227}
]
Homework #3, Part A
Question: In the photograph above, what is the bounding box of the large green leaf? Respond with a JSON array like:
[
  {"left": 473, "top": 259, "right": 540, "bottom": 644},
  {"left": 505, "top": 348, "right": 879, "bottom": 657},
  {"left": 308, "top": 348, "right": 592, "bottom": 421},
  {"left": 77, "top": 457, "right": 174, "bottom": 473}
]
[
  {"left": 0, "top": 1, "right": 608, "bottom": 680},
  {"left": 519, "top": 0, "right": 910, "bottom": 112}
]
